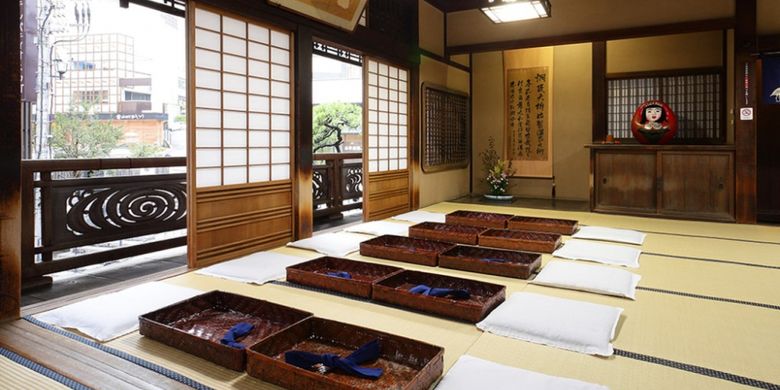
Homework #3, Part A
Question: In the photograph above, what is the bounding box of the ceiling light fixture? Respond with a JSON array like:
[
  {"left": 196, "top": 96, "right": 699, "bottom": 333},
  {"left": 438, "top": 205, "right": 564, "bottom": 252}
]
[{"left": 481, "top": 0, "right": 551, "bottom": 24}]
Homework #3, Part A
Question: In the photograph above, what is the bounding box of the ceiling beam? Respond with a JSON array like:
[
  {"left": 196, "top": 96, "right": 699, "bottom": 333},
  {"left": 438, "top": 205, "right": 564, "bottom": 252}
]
[
  {"left": 424, "top": 0, "right": 481, "bottom": 13},
  {"left": 448, "top": 17, "right": 736, "bottom": 54}
]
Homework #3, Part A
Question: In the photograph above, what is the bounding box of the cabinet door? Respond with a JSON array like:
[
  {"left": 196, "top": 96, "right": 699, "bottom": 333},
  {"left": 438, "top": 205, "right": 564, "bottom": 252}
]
[
  {"left": 594, "top": 151, "right": 657, "bottom": 214},
  {"left": 658, "top": 152, "right": 734, "bottom": 221}
]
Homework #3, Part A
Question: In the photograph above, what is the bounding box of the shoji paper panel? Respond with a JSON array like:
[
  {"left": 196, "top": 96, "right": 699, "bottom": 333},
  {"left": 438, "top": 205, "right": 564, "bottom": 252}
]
[
  {"left": 365, "top": 59, "right": 409, "bottom": 173},
  {"left": 193, "top": 7, "right": 292, "bottom": 188}
]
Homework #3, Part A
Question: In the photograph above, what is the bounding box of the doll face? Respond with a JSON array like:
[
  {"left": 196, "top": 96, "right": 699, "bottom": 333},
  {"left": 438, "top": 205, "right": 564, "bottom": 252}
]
[{"left": 645, "top": 107, "right": 663, "bottom": 122}]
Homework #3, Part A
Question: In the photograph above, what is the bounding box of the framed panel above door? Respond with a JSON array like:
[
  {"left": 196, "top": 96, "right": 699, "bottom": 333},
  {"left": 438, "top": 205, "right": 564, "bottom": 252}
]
[
  {"left": 188, "top": 2, "right": 296, "bottom": 268},
  {"left": 362, "top": 57, "right": 411, "bottom": 221}
]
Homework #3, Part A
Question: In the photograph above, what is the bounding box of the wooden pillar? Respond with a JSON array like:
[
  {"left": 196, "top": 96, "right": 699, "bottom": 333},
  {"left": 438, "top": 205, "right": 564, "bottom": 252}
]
[
  {"left": 734, "top": 0, "right": 758, "bottom": 223},
  {"left": 0, "top": 1, "right": 22, "bottom": 320},
  {"left": 592, "top": 41, "right": 607, "bottom": 142},
  {"left": 295, "top": 26, "right": 314, "bottom": 239}
]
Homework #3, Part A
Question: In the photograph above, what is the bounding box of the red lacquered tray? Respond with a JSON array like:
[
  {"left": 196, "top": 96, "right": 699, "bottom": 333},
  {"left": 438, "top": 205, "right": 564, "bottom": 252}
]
[
  {"left": 371, "top": 270, "right": 506, "bottom": 322},
  {"left": 286, "top": 257, "right": 403, "bottom": 299},
  {"left": 438, "top": 245, "right": 542, "bottom": 279},
  {"left": 247, "top": 317, "right": 444, "bottom": 390},
  {"left": 359, "top": 235, "right": 456, "bottom": 267},
  {"left": 408, "top": 222, "right": 487, "bottom": 245},
  {"left": 478, "top": 229, "right": 562, "bottom": 253},
  {"left": 139, "top": 290, "right": 312, "bottom": 371},
  {"left": 507, "top": 215, "right": 579, "bottom": 235},
  {"left": 445, "top": 210, "right": 514, "bottom": 229}
]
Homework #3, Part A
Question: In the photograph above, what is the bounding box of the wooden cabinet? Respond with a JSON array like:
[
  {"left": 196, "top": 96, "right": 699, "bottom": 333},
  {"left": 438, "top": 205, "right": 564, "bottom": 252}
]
[
  {"left": 589, "top": 145, "right": 735, "bottom": 222},
  {"left": 595, "top": 151, "right": 656, "bottom": 214}
]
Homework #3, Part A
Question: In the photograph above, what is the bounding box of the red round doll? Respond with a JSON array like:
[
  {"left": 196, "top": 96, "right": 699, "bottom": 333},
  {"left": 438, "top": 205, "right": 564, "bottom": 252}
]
[{"left": 630, "top": 100, "right": 677, "bottom": 144}]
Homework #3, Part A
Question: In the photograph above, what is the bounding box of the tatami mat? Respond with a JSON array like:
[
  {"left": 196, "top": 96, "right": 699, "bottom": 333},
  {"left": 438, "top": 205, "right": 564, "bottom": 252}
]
[
  {"left": 83, "top": 202, "right": 780, "bottom": 389},
  {"left": 0, "top": 354, "right": 72, "bottom": 390},
  {"left": 466, "top": 333, "right": 760, "bottom": 390}
]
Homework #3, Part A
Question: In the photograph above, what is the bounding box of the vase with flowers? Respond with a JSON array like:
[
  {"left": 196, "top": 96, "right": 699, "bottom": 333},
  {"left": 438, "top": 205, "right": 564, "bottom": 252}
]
[{"left": 479, "top": 137, "right": 515, "bottom": 200}]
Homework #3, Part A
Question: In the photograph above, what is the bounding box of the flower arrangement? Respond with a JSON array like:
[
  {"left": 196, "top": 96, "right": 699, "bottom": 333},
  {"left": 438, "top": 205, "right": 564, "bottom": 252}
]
[{"left": 479, "top": 137, "right": 515, "bottom": 196}]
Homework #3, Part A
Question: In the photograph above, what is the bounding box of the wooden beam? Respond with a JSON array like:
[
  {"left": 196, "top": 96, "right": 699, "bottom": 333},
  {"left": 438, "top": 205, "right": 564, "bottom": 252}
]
[
  {"left": 758, "top": 33, "right": 780, "bottom": 52},
  {"left": 448, "top": 18, "right": 736, "bottom": 54},
  {"left": 592, "top": 41, "right": 607, "bottom": 143},
  {"left": 734, "top": 0, "right": 758, "bottom": 224},
  {"left": 0, "top": 0, "right": 21, "bottom": 321},
  {"left": 295, "top": 26, "right": 314, "bottom": 239},
  {"left": 420, "top": 49, "right": 471, "bottom": 73},
  {"left": 424, "top": 0, "right": 481, "bottom": 13}
]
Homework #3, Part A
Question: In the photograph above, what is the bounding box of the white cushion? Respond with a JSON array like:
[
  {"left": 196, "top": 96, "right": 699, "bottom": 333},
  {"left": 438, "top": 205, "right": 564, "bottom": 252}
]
[
  {"left": 436, "top": 355, "right": 610, "bottom": 390},
  {"left": 390, "top": 210, "right": 446, "bottom": 224},
  {"left": 477, "top": 292, "right": 623, "bottom": 356},
  {"left": 34, "top": 282, "right": 202, "bottom": 342},
  {"left": 286, "top": 232, "right": 372, "bottom": 257},
  {"left": 553, "top": 239, "right": 641, "bottom": 268},
  {"left": 573, "top": 226, "right": 646, "bottom": 245},
  {"left": 344, "top": 221, "right": 409, "bottom": 236},
  {"left": 195, "top": 251, "right": 308, "bottom": 284},
  {"left": 532, "top": 261, "right": 641, "bottom": 299}
]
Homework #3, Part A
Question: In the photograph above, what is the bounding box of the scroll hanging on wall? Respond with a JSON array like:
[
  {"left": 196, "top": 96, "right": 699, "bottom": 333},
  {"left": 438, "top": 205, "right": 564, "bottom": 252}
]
[{"left": 505, "top": 66, "right": 553, "bottom": 177}]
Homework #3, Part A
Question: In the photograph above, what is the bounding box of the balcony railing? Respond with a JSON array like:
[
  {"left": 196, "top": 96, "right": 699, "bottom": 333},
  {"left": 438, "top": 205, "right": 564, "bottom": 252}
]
[
  {"left": 21, "top": 157, "right": 187, "bottom": 288},
  {"left": 313, "top": 153, "right": 363, "bottom": 219}
]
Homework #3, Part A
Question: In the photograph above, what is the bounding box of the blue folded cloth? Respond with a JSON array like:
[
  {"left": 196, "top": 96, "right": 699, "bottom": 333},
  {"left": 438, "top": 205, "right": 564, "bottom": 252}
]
[
  {"left": 285, "top": 339, "right": 383, "bottom": 379},
  {"left": 220, "top": 322, "right": 254, "bottom": 349},
  {"left": 326, "top": 271, "right": 352, "bottom": 279},
  {"left": 409, "top": 284, "right": 470, "bottom": 300}
]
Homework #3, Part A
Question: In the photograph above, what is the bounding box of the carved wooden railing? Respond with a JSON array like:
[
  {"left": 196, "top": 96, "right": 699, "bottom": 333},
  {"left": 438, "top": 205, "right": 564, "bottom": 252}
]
[
  {"left": 313, "top": 153, "right": 363, "bottom": 219},
  {"left": 20, "top": 157, "right": 187, "bottom": 288}
]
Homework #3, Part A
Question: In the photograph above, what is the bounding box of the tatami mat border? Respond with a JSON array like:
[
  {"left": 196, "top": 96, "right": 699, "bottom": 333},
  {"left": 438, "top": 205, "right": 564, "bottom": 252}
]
[
  {"left": 627, "top": 229, "right": 780, "bottom": 246},
  {"left": 614, "top": 349, "right": 780, "bottom": 390},
  {"left": 22, "top": 316, "right": 213, "bottom": 390},
  {"left": 644, "top": 252, "right": 780, "bottom": 270},
  {"left": 0, "top": 347, "right": 92, "bottom": 390},
  {"left": 636, "top": 286, "right": 780, "bottom": 311}
]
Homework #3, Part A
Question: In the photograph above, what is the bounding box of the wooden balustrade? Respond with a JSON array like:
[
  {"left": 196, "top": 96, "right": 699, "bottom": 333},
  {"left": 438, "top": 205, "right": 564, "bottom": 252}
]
[
  {"left": 312, "top": 153, "right": 363, "bottom": 219},
  {"left": 20, "top": 157, "right": 187, "bottom": 289}
]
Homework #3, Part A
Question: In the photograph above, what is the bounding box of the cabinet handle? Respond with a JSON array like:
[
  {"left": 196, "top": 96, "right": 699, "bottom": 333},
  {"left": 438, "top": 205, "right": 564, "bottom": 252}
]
[
  {"left": 718, "top": 180, "right": 724, "bottom": 190},
  {"left": 602, "top": 177, "right": 608, "bottom": 184}
]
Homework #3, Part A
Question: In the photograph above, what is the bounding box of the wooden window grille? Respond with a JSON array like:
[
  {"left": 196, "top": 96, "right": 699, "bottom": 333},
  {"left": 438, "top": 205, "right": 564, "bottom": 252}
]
[
  {"left": 606, "top": 68, "right": 724, "bottom": 143},
  {"left": 421, "top": 83, "right": 470, "bottom": 172}
]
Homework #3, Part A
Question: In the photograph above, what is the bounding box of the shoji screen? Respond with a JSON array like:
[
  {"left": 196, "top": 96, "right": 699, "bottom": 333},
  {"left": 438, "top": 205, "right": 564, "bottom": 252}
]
[
  {"left": 188, "top": 3, "right": 295, "bottom": 268},
  {"left": 362, "top": 58, "right": 411, "bottom": 220}
]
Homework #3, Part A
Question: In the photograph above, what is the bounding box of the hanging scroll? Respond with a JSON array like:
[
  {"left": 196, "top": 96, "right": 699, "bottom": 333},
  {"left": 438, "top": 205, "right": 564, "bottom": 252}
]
[{"left": 505, "top": 66, "right": 553, "bottom": 178}]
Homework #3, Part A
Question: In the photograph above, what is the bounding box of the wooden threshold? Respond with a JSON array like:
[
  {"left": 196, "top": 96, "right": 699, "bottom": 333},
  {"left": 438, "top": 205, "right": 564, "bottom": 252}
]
[{"left": 0, "top": 320, "right": 191, "bottom": 390}]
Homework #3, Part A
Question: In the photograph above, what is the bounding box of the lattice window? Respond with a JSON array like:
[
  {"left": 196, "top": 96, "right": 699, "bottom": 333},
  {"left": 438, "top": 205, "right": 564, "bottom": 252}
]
[
  {"left": 366, "top": 59, "right": 409, "bottom": 173},
  {"left": 607, "top": 69, "right": 723, "bottom": 142},
  {"left": 193, "top": 8, "right": 292, "bottom": 188},
  {"left": 421, "top": 84, "right": 469, "bottom": 172},
  {"left": 313, "top": 41, "right": 362, "bottom": 66}
]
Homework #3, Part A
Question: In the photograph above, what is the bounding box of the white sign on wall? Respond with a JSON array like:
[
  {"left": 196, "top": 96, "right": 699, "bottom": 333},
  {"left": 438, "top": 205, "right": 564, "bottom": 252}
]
[{"left": 739, "top": 107, "right": 754, "bottom": 121}]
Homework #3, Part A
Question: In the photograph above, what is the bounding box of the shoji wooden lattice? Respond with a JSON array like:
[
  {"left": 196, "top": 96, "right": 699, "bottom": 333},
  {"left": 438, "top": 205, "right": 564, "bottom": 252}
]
[
  {"left": 193, "top": 7, "right": 292, "bottom": 187},
  {"left": 421, "top": 83, "right": 469, "bottom": 172},
  {"left": 362, "top": 58, "right": 411, "bottom": 221},
  {"left": 607, "top": 69, "right": 723, "bottom": 143},
  {"left": 188, "top": 4, "right": 295, "bottom": 268},
  {"left": 365, "top": 59, "right": 409, "bottom": 173}
]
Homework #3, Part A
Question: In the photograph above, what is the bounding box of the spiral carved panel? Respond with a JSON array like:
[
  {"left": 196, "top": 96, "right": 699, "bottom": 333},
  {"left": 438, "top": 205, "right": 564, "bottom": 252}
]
[
  {"left": 312, "top": 168, "right": 328, "bottom": 203},
  {"left": 48, "top": 173, "right": 188, "bottom": 248},
  {"left": 343, "top": 165, "right": 363, "bottom": 199},
  {"left": 66, "top": 184, "right": 186, "bottom": 236}
]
